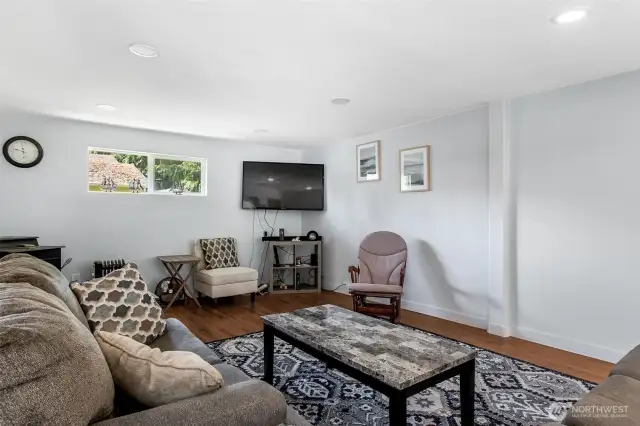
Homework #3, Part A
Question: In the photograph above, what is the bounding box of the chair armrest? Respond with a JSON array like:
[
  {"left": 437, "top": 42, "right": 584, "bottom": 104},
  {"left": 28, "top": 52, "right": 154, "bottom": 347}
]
[
  {"left": 93, "top": 380, "right": 287, "bottom": 426},
  {"left": 348, "top": 265, "right": 360, "bottom": 283}
]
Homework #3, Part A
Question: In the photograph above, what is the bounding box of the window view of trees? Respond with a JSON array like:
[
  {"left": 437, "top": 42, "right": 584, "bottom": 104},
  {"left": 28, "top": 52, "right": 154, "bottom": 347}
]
[
  {"left": 88, "top": 149, "right": 204, "bottom": 195},
  {"left": 114, "top": 153, "right": 148, "bottom": 176},
  {"left": 154, "top": 158, "right": 202, "bottom": 194}
]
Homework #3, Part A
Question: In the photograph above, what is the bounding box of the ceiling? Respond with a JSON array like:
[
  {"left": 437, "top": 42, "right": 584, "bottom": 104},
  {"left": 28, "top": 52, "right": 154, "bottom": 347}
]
[{"left": 1, "top": 0, "right": 639, "bottom": 145}]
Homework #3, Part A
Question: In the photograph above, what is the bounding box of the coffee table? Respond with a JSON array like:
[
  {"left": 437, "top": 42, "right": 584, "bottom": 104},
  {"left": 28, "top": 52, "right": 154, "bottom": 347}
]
[{"left": 262, "top": 305, "right": 476, "bottom": 426}]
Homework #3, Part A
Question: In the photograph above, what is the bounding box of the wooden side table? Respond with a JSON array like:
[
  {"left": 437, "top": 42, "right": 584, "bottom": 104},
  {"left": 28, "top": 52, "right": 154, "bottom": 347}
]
[{"left": 157, "top": 255, "right": 201, "bottom": 309}]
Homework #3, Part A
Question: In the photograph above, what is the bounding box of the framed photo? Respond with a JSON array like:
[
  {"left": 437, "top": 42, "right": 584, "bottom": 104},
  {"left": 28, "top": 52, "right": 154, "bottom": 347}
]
[
  {"left": 357, "top": 140, "right": 381, "bottom": 182},
  {"left": 400, "top": 145, "right": 431, "bottom": 192}
]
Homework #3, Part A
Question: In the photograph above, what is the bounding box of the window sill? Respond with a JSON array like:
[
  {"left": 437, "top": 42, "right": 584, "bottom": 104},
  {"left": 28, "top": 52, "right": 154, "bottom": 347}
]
[{"left": 87, "top": 191, "right": 206, "bottom": 197}]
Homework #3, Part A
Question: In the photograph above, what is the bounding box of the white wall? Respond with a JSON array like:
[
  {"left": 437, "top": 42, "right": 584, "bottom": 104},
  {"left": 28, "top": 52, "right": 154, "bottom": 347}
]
[
  {"left": 512, "top": 70, "right": 640, "bottom": 361},
  {"left": 4, "top": 70, "right": 639, "bottom": 363},
  {"left": 0, "top": 112, "right": 302, "bottom": 288},
  {"left": 302, "top": 70, "right": 640, "bottom": 363},
  {"left": 302, "top": 107, "right": 490, "bottom": 327}
]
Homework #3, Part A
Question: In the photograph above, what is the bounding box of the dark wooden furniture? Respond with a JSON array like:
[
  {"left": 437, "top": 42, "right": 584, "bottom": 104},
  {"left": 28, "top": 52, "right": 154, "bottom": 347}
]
[
  {"left": 349, "top": 265, "right": 405, "bottom": 322},
  {"left": 157, "top": 255, "right": 202, "bottom": 310},
  {"left": 0, "top": 236, "right": 65, "bottom": 269},
  {"left": 262, "top": 305, "right": 477, "bottom": 426}
]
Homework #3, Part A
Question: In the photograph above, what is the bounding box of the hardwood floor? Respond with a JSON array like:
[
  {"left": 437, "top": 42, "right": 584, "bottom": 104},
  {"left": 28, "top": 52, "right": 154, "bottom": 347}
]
[{"left": 166, "top": 291, "right": 613, "bottom": 384}]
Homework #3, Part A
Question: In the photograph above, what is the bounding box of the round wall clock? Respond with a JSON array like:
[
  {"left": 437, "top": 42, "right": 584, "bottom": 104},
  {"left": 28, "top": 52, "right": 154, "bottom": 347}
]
[
  {"left": 3, "top": 136, "right": 44, "bottom": 168},
  {"left": 307, "top": 230, "right": 319, "bottom": 241}
]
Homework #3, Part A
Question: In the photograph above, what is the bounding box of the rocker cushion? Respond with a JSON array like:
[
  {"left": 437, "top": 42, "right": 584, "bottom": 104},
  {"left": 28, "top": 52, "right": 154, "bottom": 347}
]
[{"left": 349, "top": 283, "right": 403, "bottom": 295}]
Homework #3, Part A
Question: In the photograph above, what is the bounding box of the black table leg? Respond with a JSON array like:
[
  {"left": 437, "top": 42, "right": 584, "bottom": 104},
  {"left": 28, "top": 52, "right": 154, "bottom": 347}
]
[
  {"left": 389, "top": 393, "right": 407, "bottom": 425},
  {"left": 264, "top": 325, "right": 275, "bottom": 385},
  {"left": 460, "top": 359, "right": 476, "bottom": 426}
]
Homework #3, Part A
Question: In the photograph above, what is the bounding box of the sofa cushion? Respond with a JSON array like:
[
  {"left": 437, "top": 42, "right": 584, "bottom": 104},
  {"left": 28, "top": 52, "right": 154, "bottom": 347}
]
[
  {"left": 71, "top": 263, "right": 166, "bottom": 344},
  {"left": 0, "top": 282, "right": 114, "bottom": 425},
  {"left": 96, "top": 331, "right": 224, "bottom": 407},
  {"left": 200, "top": 238, "right": 240, "bottom": 269},
  {"left": 92, "top": 380, "right": 288, "bottom": 426},
  {"left": 564, "top": 375, "right": 640, "bottom": 426},
  {"left": 611, "top": 344, "right": 640, "bottom": 382},
  {"left": 196, "top": 267, "right": 258, "bottom": 287},
  {"left": 215, "top": 363, "right": 252, "bottom": 386},
  {"left": 150, "top": 318, "right": 222, "bottom": 365},
  {"left": 0, "top": 253, "right": 90, "bottom": 328}
]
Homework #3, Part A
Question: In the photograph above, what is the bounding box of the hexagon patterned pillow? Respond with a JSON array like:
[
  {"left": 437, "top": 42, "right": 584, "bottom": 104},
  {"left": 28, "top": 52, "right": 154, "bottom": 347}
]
[
  {"left": 200, "top": 238, "right": 240, "bottom": 269},
  {"left": 70, "top": 263, "right": 166, "bottom": 344}
]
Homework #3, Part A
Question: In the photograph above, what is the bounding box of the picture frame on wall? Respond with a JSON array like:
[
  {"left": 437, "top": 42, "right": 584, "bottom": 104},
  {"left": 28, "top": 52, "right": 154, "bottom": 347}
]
[
  {"left": 400, "top": 145, "right": 431, "bottom": 192},
  {"left": 357, "top": 140, "right": 381, "bottom": 182}
]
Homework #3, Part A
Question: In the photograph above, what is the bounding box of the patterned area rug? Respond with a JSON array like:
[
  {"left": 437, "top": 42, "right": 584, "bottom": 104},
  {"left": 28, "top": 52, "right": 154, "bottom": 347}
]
[{"left": 207, "top": 331, "right": 594, "bottom": 426}]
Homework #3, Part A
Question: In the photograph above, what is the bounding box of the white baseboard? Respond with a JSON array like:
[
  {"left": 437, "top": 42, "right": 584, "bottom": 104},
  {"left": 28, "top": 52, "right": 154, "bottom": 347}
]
[
  {"left": 402, "top": 300, "right": 488, "bottom": 329},
  {"left": 488, "top": 323, "right": 512, "bottom": 337},
  {"left": 515, "top": 326, "right": 626, "bottom": 363}
]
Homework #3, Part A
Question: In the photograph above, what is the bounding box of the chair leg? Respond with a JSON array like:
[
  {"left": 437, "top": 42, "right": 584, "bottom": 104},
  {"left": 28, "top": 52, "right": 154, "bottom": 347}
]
[
  {"left": 250, "top": 292, "right": 256, "bottom": 309},
  {"left": 396, "top": 297, "right": 401, "bottom": 321}
]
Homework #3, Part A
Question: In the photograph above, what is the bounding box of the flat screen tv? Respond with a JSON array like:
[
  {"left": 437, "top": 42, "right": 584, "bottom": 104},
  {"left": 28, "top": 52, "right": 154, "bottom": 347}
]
[{"left": 242, "top": 161, "right": 324, "bottom": 211}]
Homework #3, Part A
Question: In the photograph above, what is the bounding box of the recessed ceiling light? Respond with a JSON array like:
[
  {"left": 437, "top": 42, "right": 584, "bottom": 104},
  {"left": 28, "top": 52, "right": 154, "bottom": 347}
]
[
  {"left": 254, "top": 129, "right": 269, "bottom": 133},
  {"left": 331, "top": 98, "right": 351, "bottom": 105},
  {"left": 552, "top": 9, "right": 588, "bottom": 25},
  {"left": 267, "top": 177, "right": 275, "bottom": 182},
  {"left": 306, "top": 186, "right": 313, "bottom": 190},
  {"left": 129, "top": 44, "right": 159, "bottom": 58},
  {"left": 96, "top": 104, "right": 116, "bottom": 111}
]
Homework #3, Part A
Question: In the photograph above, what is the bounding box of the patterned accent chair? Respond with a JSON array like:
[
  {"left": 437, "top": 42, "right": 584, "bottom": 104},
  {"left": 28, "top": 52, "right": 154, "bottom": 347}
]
[
  {"left": 348, "top": 231, "right": 407, "bottom": 323},
  {"left": 193, "top": 238, "right": 258, "bottom": 306}
]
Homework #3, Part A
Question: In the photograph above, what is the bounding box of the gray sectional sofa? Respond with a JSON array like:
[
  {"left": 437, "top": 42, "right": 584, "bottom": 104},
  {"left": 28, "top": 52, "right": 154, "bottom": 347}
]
[
  {"left": 547, "top": 347, "right": 640, "bottom": 425},
  {"left": 0, "top": 253, "right": 309, "bottom": 426}
]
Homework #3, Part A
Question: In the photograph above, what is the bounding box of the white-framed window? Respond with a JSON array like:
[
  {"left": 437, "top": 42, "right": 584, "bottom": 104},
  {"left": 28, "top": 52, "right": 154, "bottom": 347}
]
[{"left": 88, "top": 147, "right": 207, "bottom": 196}]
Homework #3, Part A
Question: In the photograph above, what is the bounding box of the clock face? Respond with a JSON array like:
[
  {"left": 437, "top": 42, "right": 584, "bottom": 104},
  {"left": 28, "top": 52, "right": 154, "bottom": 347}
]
[
  {"left": 8, "top": 140, "right": 39, "bottom": 163},
  {"left": 3, "top": 136, "right": 43, "bottom": 168}
]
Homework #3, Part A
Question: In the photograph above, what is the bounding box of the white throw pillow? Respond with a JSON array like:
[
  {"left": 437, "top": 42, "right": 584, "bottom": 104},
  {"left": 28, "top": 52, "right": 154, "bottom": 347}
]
[{"left": 95, "top": 331, "right": 224, "bottom": 407}]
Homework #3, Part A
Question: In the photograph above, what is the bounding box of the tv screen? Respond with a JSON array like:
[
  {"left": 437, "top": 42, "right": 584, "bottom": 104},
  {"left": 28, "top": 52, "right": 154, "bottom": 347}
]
[{"left": 242, "top": 161, "right": 324, "bottom": 211}]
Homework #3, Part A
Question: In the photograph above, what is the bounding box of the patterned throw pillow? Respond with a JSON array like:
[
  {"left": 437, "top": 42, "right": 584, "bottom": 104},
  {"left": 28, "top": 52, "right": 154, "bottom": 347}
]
[
  {"left": 200, "top": 238, "right": 240, "bottom": 269},
  {"left": 70, "top": 263, "right": 166, "bottom": 344}
]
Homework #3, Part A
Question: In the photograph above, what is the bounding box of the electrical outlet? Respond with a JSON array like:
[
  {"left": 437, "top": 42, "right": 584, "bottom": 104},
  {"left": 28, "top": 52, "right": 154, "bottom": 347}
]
[{"left": 71, "top": 273, "right": 81, "bottom": 282}]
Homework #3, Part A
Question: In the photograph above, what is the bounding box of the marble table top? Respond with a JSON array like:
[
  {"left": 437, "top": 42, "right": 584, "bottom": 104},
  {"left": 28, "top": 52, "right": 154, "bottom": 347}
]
[{"left": 262, "top": 304, "right": 476, "bottom": 390}]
